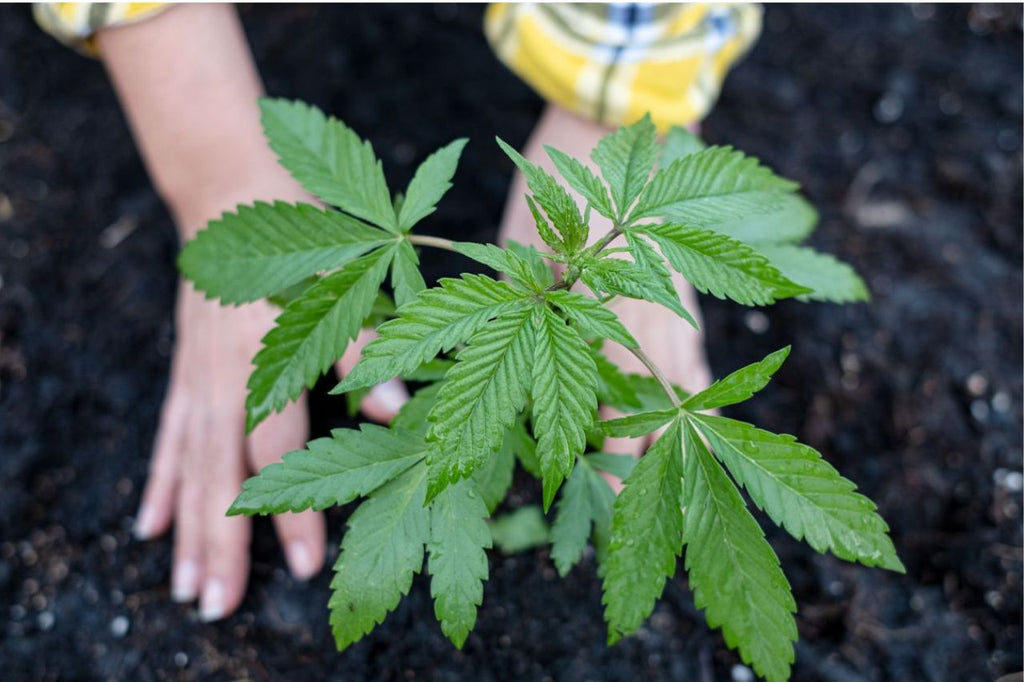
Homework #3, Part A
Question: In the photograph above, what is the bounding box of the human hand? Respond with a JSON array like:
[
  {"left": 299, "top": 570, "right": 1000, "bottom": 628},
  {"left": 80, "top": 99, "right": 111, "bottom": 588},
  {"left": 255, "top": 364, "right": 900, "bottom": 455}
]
[{"left": 133, "top": 279, "right": 408, "bottom": 622}]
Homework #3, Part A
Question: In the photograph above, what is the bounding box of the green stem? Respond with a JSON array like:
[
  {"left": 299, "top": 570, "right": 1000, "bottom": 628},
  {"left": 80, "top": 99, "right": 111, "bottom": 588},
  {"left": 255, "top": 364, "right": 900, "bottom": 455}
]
[
  {"left": 629, "top": 346, "right": 681, "bottom": 408},
  {"left": 407, "top": 234, "right": 459, "bottom": 252}
]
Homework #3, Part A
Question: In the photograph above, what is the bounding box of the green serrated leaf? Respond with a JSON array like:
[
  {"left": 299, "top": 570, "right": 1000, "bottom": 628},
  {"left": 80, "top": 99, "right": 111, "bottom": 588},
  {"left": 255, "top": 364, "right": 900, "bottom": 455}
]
[
  {"left": 659, "top": 126, "right": 707, "bottom": 168},
  {"left": 246, "top": 244, "right": 395, "bottom": 431},
  {"left": 428, "top": 478, "right": 491, "bottom": 647},
  {"left": 683, "top": 346, "right": 791, "bottom": 412},
  {"left": 632, "top": 145, "right": 798, "bottom": 225},
  {"left": 391, "top": 382, "right": 442, "bottom": 433},
  {"left": 586, "top": 452, "right": 638, "bottom": 481},
  {"left": 179, "top": 201, "right": 391, "bottom": 305},
  {"left": 681, "top": 419, "right": 796, "bottom": 682},
  {"left": 590, "top": 345, "right": 642, "bottom": 412},
  {"left": 544, "top": 145, "right": 615, "bottom": 220},
  {"left": 506, "top": 239, "right": 556, "bottom": 288},
  {"left": 602, "top": 419, "right": 684, "bottom": 642},
  {"left": 591, "top": 114, "right": 657, "bottom": 221},
  {"left": 331, "top": 274, "right": 529, "bottom": 394},
  {"left": 756, "top": 244, "right": 870, "bottom": 303},
  {"left": 426, "top": 305, "right": 537, "bottom": 500},
  {"left": 692, "top": 414, "right": 904, "bottom": 572},
  {"left": 598, "top": 408, "right": 679, "bottom": 438},
  {"left": 329, "top": 463, "right": 429, "bottom": 649},
  {"left": 550, "top": 462, "right": 592, "bottom": 575},
  {"left": 507, "top": 416, "right": 541, "bottom": 478},
  {"left": 473, "top": 429, "right": 516, "bottom": 514},
  {"left": 451, "top": 241, "right": 544, "bottom": 291},
  {"left": 580, "top": 256, "right": 699, "bottom": 329},
  {"left": 624, "top": 231, "right": 699, "bottom": 327},
  {"left": 398, "top": 138, "right": 468, "bottom": 231},
  {"left": 545, "top": 289, "right": 638, "bottom": 349},
  {"left": 260, "top": 99, "right": 398, "bottom": 231},
  {"left": 228, "top": 424, "right": 426, "bottom": 515},
  {"left": 402, "top": 359, "right": 455, "bottom": 383},
  {"left": 490, "top": 505, "right": 549, "bottom": 554},
  {"left": 496, "top": 137, "right": 588, "bottom": 253},
  {"left": 524, "top": 194, "right": 564, "bottom": 252},
  {"left": 391, "top": 239, "right": 427, "bottom": 308},
  {"left": 532, "top": 306, "right": 599, "bottom": 510},
  {"left": 640, "top": 222, "right": 811, "bottom": 306},
  {"left": 709, "top": 194, "right": 818, "bottom": 245}
]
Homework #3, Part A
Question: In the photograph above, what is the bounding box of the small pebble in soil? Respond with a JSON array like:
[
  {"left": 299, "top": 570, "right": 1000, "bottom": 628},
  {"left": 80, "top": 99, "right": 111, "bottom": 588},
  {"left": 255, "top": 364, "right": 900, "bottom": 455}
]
[
  {"left": 993, "top": 468, "right": 1024, "bottom": 493},
  {"left": 939, "top": 91, "right": 963, "bottom": 116},
  {"left": 991, "top": 391, "right": 1011, "bottom": 413},
  {"left": 966, "top": 372, "right": 988, "bottom": 396},
  {"left": 37, "top": 611, "right": 55, "bottom": 631},
  {"left": 970, "top": 400, "right": 990, "bottom": 421},
  {"left": 731, "top": 663, "right": 756, "bottom": 682},
  {"left": 874, "top": 92, "right": 905, "bottom": 123},
  {"left": 110, "top": 615, "right": 129, "bottom": 638},
  {"left": 744, "top": 310, "right": 769, "bottom": 334},
  {"left": 173, "top": 652, "right": 189, "bottom": 668},
  {"left": 100, "top": 534, "right": 117, "bottom": 552}
]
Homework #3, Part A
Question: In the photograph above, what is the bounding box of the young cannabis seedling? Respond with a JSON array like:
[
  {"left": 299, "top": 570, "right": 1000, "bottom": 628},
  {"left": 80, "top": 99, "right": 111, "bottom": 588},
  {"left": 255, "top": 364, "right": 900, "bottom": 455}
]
[{"left": 178, "top": 99, "right": 902, "bottom": 682}]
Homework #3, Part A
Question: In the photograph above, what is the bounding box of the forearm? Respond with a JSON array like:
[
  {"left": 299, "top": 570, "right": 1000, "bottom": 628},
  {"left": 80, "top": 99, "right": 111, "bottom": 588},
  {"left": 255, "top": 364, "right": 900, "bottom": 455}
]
[{"left": 96, "top": 4, "right": 305, "bottom": 237}]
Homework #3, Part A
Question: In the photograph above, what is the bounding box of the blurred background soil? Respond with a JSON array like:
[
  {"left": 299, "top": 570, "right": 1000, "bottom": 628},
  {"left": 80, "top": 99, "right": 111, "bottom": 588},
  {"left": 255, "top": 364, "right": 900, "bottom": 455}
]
[{"left": 0, "top": 4, "right": 1021, "bottom": 681}]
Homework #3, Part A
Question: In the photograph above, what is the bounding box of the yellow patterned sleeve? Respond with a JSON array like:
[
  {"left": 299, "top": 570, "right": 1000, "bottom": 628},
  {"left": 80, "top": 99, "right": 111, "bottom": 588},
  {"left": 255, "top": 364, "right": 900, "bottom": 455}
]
[
  {"left": 33, "top": 2, "right": 171, "bottom": 56},
  {"left": 485, "top": 3, "right": 763, "bottom": 132}
]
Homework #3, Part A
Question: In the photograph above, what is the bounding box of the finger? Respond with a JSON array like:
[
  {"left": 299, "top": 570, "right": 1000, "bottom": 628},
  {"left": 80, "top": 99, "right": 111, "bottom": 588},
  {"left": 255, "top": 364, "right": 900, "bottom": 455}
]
[
  {"left": 361, "top": 379, "right": 409, "bottom": 423},
  {"left": 135, "top": 388, "right": 186, "bottom": 540},
  {"left": 171, "top": 431, "right": 204, "bottom": 604},
  {"left": 198, "top": 409, "right": 252, "bottom": 622},
  {"left": 335, "top": 329, "right": 409, "bottom": 422},
  {"left": 247, "top": 396, "right": 326, "bottom": 581}
]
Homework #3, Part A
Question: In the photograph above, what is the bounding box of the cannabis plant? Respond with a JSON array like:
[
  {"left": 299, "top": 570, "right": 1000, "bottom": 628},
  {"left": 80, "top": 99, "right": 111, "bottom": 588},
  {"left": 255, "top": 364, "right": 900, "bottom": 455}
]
[{"left": 179, "top": 99, "right": 903, "bottom": 682}]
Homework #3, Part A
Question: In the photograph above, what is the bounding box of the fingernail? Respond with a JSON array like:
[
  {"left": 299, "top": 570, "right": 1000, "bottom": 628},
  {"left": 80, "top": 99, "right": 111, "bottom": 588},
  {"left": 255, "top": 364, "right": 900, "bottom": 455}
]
[
  {"left": 286, "top": 540, "right": 317, "bottom": 580},
  {"left": 133, "top": 504, "right": 156, "bottom": 540},
  {"left": 171, "top": 559, "right": 199, "bottom": 603},
  {"left": 369, "top": 380, "right": 409, "bottom": 414},
  {"left": 199, "top": 578, "right": 226, "bottom": 622}
]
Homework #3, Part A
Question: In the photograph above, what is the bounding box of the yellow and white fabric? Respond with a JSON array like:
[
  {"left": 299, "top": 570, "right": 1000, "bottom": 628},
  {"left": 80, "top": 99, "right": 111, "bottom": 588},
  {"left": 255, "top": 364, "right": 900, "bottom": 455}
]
[{"left": 35, "top": 2, "right": 762, "bottom": 131}]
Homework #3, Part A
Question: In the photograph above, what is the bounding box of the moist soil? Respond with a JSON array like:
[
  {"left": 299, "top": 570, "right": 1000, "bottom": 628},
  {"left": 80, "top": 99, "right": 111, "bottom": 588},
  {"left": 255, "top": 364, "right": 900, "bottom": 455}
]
[{"left": 0, "top": 4, "right": 1021, "bottom": 681}]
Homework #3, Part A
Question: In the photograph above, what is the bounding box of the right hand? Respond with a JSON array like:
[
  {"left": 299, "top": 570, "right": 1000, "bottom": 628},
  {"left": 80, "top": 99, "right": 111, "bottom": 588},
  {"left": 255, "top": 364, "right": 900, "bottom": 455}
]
[{"left": 133, "top": 278, "right": 408, "bottom": 622}]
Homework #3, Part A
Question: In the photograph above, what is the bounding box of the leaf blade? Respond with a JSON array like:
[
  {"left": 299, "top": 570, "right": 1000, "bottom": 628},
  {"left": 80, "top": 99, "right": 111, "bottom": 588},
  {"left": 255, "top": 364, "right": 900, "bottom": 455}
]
[
  {"left": 633, "top": 145, "right": 798, "bottom": 224},
  {"left": 426, "top": 305, "right": 536, "bottom": 499},
  {"left": 683, "top": 346, "right": 791, "bottom": 412},
  {"left": 591, "top": 114, "right": 657, "bottom": 220},
  {"left": 178, "top": 201, "right": 391, "bottom": 305},
  {"left": 331, "top": 274, "right": 528, "bottom": 394},
  {"left": 228, "top": 425, "right": 427, "bottom": 515},
  {"left": 532, "top": 306, "right": 599, "bottom": 508},
  {"left": 681, "top": 419, "right": 797, "bottom": 682},
  {"left": 260, "top": 99, "right": 397, "bottom": 231},
  {"left": 398, "top": 138, "right": 468, "bottom": 231},
  {"left": 245, "top": 244, "right": 394, "bottom": 431},
  {"left": 428, "top": 479, "right": 491, "bottom": 647},
  {"left": 692, "top": 414, "right": 904, "bottom": 571},
  {"left": 545, "top": 289, "right": 638, "bottom": 349},
  {"left": 640, "top": 222, "right": 811, "bottom": 306},
  {"left": 328, "top": 464, "right": 429, "bottom": 649},
  {"left": 602, "top": 419, "right": 684, "bottom": 641}
]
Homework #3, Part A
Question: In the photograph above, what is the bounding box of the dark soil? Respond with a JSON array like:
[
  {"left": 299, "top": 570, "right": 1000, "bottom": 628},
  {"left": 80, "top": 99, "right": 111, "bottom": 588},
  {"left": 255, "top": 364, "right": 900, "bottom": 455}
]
[{"left": 1, "top": 4, "right": 1021, "bottom": 681}]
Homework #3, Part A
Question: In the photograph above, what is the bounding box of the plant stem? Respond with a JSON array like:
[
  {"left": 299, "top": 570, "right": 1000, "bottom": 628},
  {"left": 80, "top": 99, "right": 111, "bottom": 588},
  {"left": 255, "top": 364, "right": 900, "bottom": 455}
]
[
  {"left": 629, "top": 346, "right": 682, "bottom": 408},
  {"left": 407, "top": 234, "right": 459, "bottom": 252}
]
